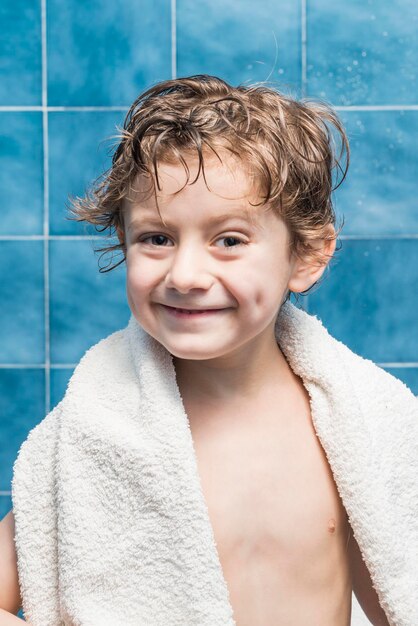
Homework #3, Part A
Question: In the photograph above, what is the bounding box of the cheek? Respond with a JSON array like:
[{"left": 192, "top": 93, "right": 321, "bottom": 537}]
[
  {"left": 219, "top": 272, "right": 266, "bottom": 320},
  {"left": 235, "top": 261, "right": 289, "bottom": 319},
  {"left": 125, "top": 261, "right": 159, "bottom": 327},
  {"left": 227, "top": 255, "right": 283, "bottom": 303},
  {"left": 126, "top": 256, "right": 160, "bottom": 299}
]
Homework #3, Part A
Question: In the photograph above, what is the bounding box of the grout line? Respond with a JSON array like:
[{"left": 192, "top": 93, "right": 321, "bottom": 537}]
[
  {"left": 0, "top": 364, "right": 78, "bottom": 369},
  {"left": 43, "top": 106, "right": 129, "bottom": 111},
  {"left": 301, "top": 0, "right": 307, "bottom": 98},
  {"left": 2, "top": 104, "right": 418, "bottom": 112},
  {"left": 335, "top": 105, "right": 418, "bottom": 111},
  {"left": 379, "top": 363, "right": 418, "bottom": 368},
  {"left": 338, "top": 234, "right": 418, "bottom": 240},
  {"left": 0, "top": 235, "right": 110, "bottom": 240},
  {"left": 41, "top": 0, "right": 51, "bottom": 417},
  {"left": 0, "top": 106, "right": 129, "bottom": 112},
  {"left": 2, "top": 234, "right": 418, "bottom": 241},
  {"left": 171, "top": 0, "right": 177, "bottom": 79}
]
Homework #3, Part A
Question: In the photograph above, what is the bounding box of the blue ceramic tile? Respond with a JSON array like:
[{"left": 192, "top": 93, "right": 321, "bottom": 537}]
[
  {"left": 177, "top": 0, "right": 301, "bottom": 94},
  {"left": 0, "top": 0, "right": 42, "bottom": 105},
  {"left": 333, "top": 111, "right": 418, "bottom": 235},
  {"left": 307, "top": 0, "right": 418, "bottom": 105},
  {"left": 307, "top": 239, "right": 418, "bottom": 363},
  {"left": 49, "top": 110, "right": 125, "bottom": 235},
  {"left": 0, "top": 495, "right": 13, "bottom": 520},
  {"left": 0, "top": 113, "right": 43, "bottom": 235},
  {"left": 383, "top": 367, "right": 418, "bottom": 396},
  {"left": 51, "top": 367, "right": 74, "bottom": 409},
  {"left": 0, "top": 241, "right": 44, "bottom": 363},
  {"left": 0, "top": 368, "right": 45, "bottom": 490},
  {"left": 47, "top": 0, "right": 171, "bottom": 107},
  {"left": 49, "top": 239, "right": 130, "bottom": 363}
]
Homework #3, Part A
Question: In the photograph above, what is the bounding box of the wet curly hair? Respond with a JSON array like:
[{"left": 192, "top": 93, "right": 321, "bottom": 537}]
[{"left": 67, "top": 74, "right": 349, "bottom": 297}]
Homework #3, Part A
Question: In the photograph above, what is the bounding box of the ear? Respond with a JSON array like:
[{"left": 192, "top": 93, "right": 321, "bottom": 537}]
[{"left": 287, "top": 226, "right": 337, "bottom": 294}]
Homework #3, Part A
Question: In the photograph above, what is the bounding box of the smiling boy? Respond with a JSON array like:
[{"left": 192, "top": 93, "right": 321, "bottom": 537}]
[
  {"left": 3, "top": 75, "right": 417, "bottom": 626},
  {"left": 118, "top": 153, "right": 355, "bottom": 624}
]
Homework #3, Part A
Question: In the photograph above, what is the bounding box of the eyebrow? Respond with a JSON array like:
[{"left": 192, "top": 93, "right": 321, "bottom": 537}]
[{"left": 127, "top": 207, "right": 258, "bottom": 232}]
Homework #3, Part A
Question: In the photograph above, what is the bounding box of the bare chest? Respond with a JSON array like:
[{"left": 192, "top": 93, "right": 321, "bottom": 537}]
[{"left": 185, "top": 383, "right": 352, "bottom": 625}]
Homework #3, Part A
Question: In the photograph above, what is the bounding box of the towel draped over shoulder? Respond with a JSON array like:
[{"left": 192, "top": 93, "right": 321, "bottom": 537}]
[{"left": 11, "top": 302, "right": 418, "bottom": 625}]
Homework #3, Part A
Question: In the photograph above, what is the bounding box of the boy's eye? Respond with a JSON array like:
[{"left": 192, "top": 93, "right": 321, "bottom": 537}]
[
  {"left": 216, "top": 236, "right": 246, "bottom": 249},
  {"left": 140, "top": 234, "right": 172, "bottom": 246}
]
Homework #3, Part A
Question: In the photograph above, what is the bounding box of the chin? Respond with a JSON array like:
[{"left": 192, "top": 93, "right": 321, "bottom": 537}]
[
  {"left": 166, "top": 347, "right": 217, "bottom": 361},
  {"left": 163, "top": 341, "right": 229, "bottom": 361}
]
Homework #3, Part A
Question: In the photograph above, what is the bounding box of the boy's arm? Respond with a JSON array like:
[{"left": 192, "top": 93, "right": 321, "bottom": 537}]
[
  {"left": 348, "top": 532, "right": 390, "bottom": 626},
  {"left": 0, "top": 510, "right": 22, "bottom": 617}
]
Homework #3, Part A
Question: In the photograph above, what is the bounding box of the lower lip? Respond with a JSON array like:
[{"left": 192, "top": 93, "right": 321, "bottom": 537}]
[{"left": 160, "top": 305, "right": 226, "bottom": 319}]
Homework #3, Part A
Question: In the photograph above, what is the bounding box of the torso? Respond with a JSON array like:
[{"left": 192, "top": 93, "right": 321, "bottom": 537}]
[{"left": 182, "top": 369, "right": 353, "bottom": 626}]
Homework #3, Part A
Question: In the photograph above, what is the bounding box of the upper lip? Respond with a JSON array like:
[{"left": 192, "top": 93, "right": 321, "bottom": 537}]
[{"left": 160, "top": 304, "right": 225, "bottom": 311}]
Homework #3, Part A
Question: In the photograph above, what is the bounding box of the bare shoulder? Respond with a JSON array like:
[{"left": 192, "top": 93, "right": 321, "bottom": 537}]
[
  {"left": 0, "top": 510, "right": 22, "bottom": 614},
  {"left": 348, "top": 529, "right": 390, "bottom": 626}
]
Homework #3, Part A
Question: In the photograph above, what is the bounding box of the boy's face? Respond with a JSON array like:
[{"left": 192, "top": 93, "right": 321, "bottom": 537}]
[{"left": 120, "top": 152, "right": 314, "bottom": 362}]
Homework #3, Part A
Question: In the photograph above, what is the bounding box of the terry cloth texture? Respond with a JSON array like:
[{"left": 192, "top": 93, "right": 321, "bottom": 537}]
[{"left": 11, "top": 301, "right": 418, "bottom": 626}]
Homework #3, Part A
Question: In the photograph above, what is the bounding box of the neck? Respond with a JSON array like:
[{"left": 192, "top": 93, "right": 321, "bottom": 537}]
[{"left": 173, "top": 329, "right": 292, "bottom": 406}]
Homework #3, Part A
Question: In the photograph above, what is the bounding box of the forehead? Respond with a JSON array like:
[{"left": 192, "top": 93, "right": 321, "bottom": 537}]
[
  {"left": 123, "top": 151, "right": 263, "bottom": 216},
  {"left": 121, "top": 152, "right": 292, "bottom": 256}
]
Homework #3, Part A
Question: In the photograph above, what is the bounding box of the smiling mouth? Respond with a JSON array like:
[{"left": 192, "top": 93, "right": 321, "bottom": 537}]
[
  {"left": 171, "top": 308, "right": 211, "bottom": 314},
  {"left": 160, "top": 304, "right": 226, "bottom": 317}
]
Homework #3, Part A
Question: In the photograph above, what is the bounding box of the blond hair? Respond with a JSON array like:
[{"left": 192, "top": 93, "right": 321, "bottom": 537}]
[{"left": 67, "top": 74, "right": 349, "bottom": 290}]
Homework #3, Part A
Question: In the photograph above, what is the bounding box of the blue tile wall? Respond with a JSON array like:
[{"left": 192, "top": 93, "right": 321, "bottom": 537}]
[
  {"left": 0, "top": 1, "right": 42, "bottom": 105},
  {"left": 336, "top": 111, "right": 418, "bottom": 234},
  {"left": 177, "top": 0, "right": 301, "bottom": 94},
  {"left": 309, "top": 239, "right": 418, "bottom": 363},
  {"left": 47, "top": 0, "right": 172, "bottom": 106},
  {"left": 307, "top": 0, "right": 418, "bottom": 105},
  {"left": 1, "top": 369, "right": 45, "bottom": 490},
  {"left": 1, "top": 0, "right": 417, "bottom": 621},
  {"left": 0, "top": 113, "right": 44, "bottom": 235},
  {"left": 50, "top": 367, "right": 75, "bottom": 410},
  {"left": 0, "top": 241, "right": 45, "bottom": 363},
  {"left": 49, "top": 239, "right": 130, "bottom": 362},
  {"left": 48, "top": 110, "right": 125, "bottom": 234}
]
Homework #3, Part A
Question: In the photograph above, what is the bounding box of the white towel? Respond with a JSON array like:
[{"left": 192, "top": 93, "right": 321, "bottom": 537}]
[{"left": 11, "top": 301, "right": 418, "bottom": 626}]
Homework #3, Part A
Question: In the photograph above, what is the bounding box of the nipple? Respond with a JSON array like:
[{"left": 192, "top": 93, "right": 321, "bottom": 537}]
[{"left": 327, "top": 518, "right": 336, "bottom": 533}]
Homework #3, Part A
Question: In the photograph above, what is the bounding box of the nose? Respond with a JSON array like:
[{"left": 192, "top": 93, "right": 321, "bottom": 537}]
[{"left": 164, "top": 243, "right": 214, "bottom": 293}]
